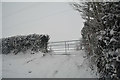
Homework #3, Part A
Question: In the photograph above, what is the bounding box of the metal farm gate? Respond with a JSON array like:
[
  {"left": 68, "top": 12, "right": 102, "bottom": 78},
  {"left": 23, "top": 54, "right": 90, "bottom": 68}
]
[{"left": 48, "top": 40, "right": 85, "bottom": 54}]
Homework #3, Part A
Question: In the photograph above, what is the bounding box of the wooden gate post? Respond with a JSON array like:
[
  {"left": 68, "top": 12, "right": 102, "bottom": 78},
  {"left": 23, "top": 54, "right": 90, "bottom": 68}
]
[
  {"left": 68, "top": 44, "right": 69, "bottom": 50},
  {"left": 65, "top": 41, "right": 67, "bottom": 53}
]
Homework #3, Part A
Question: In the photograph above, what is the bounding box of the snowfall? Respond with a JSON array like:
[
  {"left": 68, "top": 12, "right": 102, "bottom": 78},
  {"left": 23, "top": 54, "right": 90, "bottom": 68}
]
[{"left": 2, "top": 50, "right": 98, "bottom": 78}]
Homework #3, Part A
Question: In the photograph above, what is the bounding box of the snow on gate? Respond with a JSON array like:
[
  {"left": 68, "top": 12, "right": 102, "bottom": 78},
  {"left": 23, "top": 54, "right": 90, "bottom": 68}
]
[{"left": 48, "top": 40, "right": 85, "bottom": 54}]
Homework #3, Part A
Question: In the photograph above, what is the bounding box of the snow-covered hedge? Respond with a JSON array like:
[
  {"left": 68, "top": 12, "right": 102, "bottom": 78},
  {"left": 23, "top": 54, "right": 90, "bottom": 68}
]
[
  {"left": 1, "top": 34, "right": 50, "bottom": 55},
  {"left": 72, "top": 2, "right": 120, "bottom": 80}
]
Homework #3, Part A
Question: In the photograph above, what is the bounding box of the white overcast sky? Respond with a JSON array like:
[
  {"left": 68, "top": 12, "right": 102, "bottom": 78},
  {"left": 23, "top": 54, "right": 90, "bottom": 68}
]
[
  {"left": 0, "top": 2, "right": 1, "bottom": 38},
  {"left": 2, "top": 2, "right": 84, "bottom": 41}
]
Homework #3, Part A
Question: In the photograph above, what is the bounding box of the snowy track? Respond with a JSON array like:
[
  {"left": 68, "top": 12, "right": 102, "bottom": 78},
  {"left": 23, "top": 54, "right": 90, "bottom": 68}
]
[{"left": 2, "top": 51, "right": 97, "bottom": 78}]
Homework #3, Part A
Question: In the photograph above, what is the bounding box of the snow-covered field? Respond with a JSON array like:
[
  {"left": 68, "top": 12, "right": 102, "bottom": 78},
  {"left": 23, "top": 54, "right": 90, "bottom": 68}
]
[{"left": 2, "top": 50, "right": 98, "bottom": 78}]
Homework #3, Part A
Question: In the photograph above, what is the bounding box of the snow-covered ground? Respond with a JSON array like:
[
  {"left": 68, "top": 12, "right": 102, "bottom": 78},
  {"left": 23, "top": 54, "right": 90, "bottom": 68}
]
[
  {"left": 0, "top": 54, "right": 2, "bottom": 79},
  {"left": 2, "top": 50, "right": 98, "bottom": 78}
]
